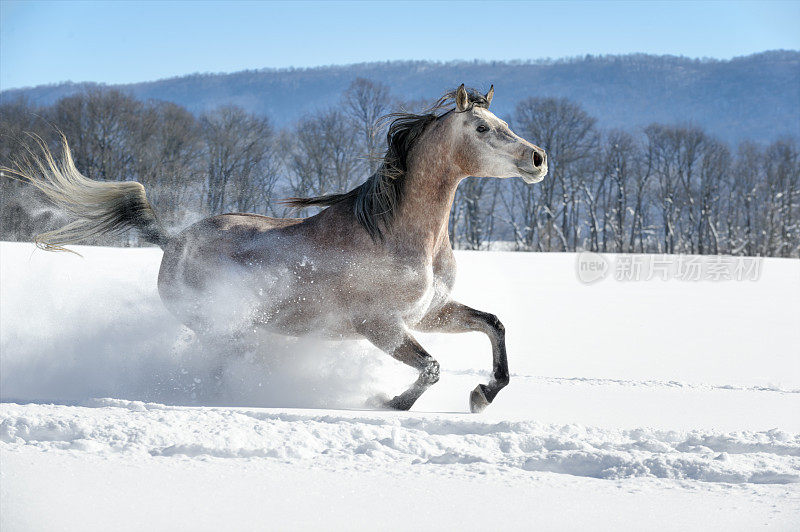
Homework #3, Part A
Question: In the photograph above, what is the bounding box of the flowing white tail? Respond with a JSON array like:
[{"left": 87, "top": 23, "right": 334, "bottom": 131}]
[{"left": 2, "top": 135, "right": 169, "bottom": 252}]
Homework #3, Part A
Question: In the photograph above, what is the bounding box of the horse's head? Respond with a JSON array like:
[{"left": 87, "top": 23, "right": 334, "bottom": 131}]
[{"left": 443, "top": 84, "right": 547, "bottom": 184}]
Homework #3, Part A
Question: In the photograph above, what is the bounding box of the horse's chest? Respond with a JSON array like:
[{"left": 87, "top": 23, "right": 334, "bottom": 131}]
[{"left": 401, "top": 252, "right": 456, "bottom": 323}]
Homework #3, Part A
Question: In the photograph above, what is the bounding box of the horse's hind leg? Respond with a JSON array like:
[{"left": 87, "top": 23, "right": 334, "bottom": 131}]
[
  {"left": 358, "top": 323, "right": 440, "bottom": 411},
  {"left": 194, "top": 329, "right": 253, "bottom": 393}
]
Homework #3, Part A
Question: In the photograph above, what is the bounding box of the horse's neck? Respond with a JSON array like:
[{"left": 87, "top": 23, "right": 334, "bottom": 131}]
[{"left": 390, "top": 154, "right": 463, "bottom": 254}]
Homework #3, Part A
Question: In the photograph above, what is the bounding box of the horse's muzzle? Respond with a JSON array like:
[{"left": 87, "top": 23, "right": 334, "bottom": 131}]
[
  {"left": 517, "top": 144, "right": 547, "bottom": 183},
  {"left": 518, "top": 146, "right": 548, "bottom": 183}
]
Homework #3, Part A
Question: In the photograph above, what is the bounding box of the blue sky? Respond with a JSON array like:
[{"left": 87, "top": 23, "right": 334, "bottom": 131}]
[{"left": 1, "top": 0, "right": 798, "bottom": 90}]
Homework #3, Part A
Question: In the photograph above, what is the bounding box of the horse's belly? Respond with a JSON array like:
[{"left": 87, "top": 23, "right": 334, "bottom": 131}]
[{"left": 251, "top": 286, "right": 361, "bottom": 339}]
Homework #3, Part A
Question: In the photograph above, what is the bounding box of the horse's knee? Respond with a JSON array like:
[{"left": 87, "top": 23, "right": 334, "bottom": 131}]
[
  {"left": 486, "top": 313, "right": 505, "bottom": 334},
  {"left": 473, "top": 310, "right": 504, "bottom": 336},
  {"left": 420, "top": 359, "right": 440, "bottom": 385}
]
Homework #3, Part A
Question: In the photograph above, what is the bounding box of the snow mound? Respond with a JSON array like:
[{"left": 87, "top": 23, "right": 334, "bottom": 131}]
[{"left": 2, "top": 400, "right": 798, "bottom": 484}]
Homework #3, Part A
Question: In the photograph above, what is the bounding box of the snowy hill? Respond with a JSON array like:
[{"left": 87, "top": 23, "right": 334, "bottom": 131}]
[
  {"left": 1, "top": 242, "right": 799, "bottom": 529},
  {"left": 3, "top": 51, "right": 799, "bottom": 144}
]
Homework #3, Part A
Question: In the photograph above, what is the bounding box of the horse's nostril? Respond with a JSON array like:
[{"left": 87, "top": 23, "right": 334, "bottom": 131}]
[{"left": 533, "top": 151, "right": 544, "bottom": 168}]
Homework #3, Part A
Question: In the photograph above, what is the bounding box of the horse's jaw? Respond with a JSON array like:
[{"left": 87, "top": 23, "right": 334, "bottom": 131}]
[{"left": 520, "top": 170, "right": 546, "bottom": 184}]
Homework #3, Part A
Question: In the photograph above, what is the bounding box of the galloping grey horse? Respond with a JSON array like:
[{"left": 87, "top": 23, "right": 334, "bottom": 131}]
[{"left": 5, "top": 84, "right": 547, "bottom": 412}]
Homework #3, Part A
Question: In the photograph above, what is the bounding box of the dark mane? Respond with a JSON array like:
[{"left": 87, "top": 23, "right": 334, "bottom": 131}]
[{"left": 284, "top": 87, "right": 490, "bottom": 241}]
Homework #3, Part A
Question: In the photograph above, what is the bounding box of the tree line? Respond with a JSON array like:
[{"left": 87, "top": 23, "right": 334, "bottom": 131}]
[{"left": 1, "top": 79, "right": 798, "bottom": 257}]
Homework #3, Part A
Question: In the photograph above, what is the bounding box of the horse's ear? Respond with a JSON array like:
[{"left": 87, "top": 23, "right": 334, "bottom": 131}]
[
  {"left": 455, "top": 84, "right": 469, "bottom": 112},
  {"left": 485, "top": 85, "right": 494, "bottom": 107}
]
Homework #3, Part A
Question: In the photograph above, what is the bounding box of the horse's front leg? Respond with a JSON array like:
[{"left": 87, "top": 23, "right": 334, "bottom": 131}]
[
  {"left": 357, "top": 320, "right": 440, "bottom": 411},
  {"left": 415, "top": 300, "right": 508, "bottom": 413}
]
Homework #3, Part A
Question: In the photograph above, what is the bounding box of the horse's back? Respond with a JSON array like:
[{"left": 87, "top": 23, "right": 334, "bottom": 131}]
[
  {"left": 161, "top": 211, "right": 306, "bottom": 272},
  {"left": 196, "top": 212, "right": 304, "bottom": 237},
  {"left": 172, "top": 212, "right": 301, "bottom": 249}
]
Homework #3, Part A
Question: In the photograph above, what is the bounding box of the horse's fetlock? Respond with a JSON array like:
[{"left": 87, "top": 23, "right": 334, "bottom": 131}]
[
  {"left": 421, "top": 360, "right": 440, "bottom": 385},
  {"left": 494, "top": 371, "right": 510, "bottom": 388}
]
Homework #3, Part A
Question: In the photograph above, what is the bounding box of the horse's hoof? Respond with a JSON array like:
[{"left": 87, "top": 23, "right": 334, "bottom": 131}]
[{"left": 469, "top": 385, "right": 490, "bottom": 413}]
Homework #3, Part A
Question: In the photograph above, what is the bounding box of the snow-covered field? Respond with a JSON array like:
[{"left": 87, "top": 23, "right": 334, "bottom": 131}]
[{"left": 1, "top": 241, "right": 799, "bottom": 530}]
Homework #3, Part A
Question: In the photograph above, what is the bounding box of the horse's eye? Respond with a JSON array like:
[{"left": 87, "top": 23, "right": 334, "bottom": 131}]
[{"left": 476, "top": 125, "right": 489, "bottom": 133}]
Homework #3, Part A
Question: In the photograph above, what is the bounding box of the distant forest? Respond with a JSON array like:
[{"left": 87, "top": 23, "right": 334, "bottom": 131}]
[{"left": 1, "top": 77, "right": 799, "bottom": 257}]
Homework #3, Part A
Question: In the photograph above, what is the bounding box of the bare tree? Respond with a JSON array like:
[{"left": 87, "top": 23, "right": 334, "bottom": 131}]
[
  {"left": 645, "top": 124, "right": 682, "bottom": 253},
  {"left": 603, "top": 131, "right": 637, "bottom": 252},
  {"left": 455, "top": 177, "right": 500, "bottom": 250},
  {"left": 343, "top": 78, "right": 392, "bottom": 174},
  {"left": 50, "top": 89, "right": 140, "bottom": 183},
  {"left": 762, "top": 139, "right": 800, "bottom": 257},
  {"left": 499, "top": 178, "right": 537, "bottom": 250},
  {"left": 127, "top": 101, "right": 204, "bottom": 226},
  {"left": 0, "top": 97, "right": 53, "bottom": 241},
  {"left": 513, "top": 97, "right": 598, "bottom": 251},
  {"left": 201, "top": 106, "right": 275, "bottom": 214},
  {"left": 695, "top": 139, "right": 729, "bottom": 254},
  {"left": 288, "top": 108, "right": 360, "bottom": 207}
]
